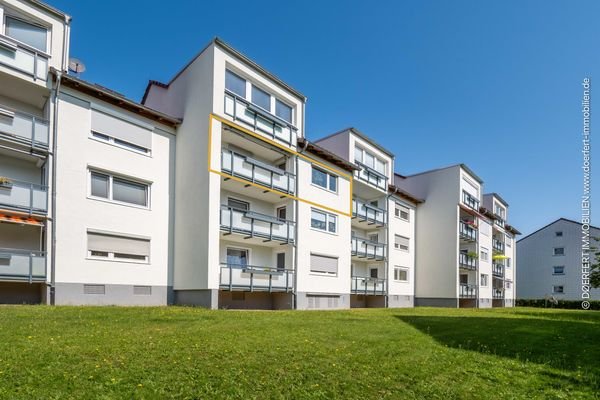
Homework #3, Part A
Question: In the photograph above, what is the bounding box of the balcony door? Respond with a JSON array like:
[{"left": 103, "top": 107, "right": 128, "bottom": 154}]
[
  {"left": 276, "top": 252, "right": 285, "bottom": 271},
  {"left": 227, "top": 248, "right": 248, "bottom": 268}
]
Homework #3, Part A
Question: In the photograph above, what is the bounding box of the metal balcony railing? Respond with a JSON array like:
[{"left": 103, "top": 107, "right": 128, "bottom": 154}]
[
  {"left": 462, "top": 190, "right": 479, "bottom": 210},
  {"left": 494, "top": 216, "right": 505, "bottom": 228},
  {"left": 351, "top": 276, "right": 386, "bottom": 295},
  {"left": 0, "top": 34, "right": 49, "bottom": 81},
  {"left": 0, "top": 106, "right": 49, "bottom": 148},
  {"left": 223, "top": 90, "right": 297, "bottom": 146},
  {"left": 493, "top": 239, "right": 505, "bottom": 253},
  {"left": 220, "top": 205, "right": 295, "bottom": 243},
  {"left": 459, "top": 252, "right": 478, "bottom": 270},
  {"left": 459, "top": 283, "right": 477, "bottom": 298},
  {"left": 0, "top": 248, "right": 46, "bottom": 282},
  {"left": 353, "top": 161, "right": 387, "bottom": 191},
  {"left": 492, "top": 288, "right": 504, "bottom": 299},
  {"left": 221, "top": 149, "right": 296, "bottom": 195},
  {"left": 352, "top": 199, "right": 386, "bottom": 226},
  {"left": 459, "top": 221, "right": 477, "bottom": 241},
  {"left": 0, "top": 179, "right": 48, "bottom": 214},
  {"left": 351, "top": 236, "right": 385, "bottom": 260},
  {"left": 492, "top": 263, "right": 504, "bottom": 278},
  {"left": 219, "top": 263, "right": 294, "bottom": 292}
]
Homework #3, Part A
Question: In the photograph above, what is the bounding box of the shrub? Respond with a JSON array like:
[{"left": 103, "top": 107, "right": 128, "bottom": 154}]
[{"left": 516, "top": 298, "right": 600, "bottom": 310}]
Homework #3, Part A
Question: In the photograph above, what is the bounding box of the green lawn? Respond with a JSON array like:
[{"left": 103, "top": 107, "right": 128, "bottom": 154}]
[{"left": 0, "top": 306, "right": 598, "bottom": 399}]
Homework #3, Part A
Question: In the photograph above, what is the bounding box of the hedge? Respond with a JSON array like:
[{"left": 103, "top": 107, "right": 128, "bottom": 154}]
[{"left": 516, "top": 298, "right": 600, "bottom": 310}]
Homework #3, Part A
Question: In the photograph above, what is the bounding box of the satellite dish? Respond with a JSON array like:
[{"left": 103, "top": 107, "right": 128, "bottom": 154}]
[{"left": 68, "top": 58, "right": 86, "bottom": 75}]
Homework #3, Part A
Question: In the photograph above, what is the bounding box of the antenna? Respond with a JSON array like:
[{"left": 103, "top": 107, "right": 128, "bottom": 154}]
[{"left": 68, "top": 58, "right": 86, "bottom": 77}]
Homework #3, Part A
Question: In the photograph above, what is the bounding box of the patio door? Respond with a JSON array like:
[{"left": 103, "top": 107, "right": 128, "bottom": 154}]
[{"left": 227, "top": 248, "right": 248, "bottom": 268}]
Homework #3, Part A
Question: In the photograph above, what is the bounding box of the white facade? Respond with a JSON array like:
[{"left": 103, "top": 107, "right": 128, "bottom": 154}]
[{"left": 517, "top": 218, "right": 599, "bottom": 301}]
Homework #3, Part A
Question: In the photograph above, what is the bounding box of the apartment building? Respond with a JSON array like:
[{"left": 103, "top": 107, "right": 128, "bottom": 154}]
[
  {"left": 0, "top": 0, "right": 69, "bottom": 303},
  {"left": 517, "top": 218, "right": 600, "bottom": 301},
  {"left": 395, "top": 165, "right": 519, "bottom": 308}
]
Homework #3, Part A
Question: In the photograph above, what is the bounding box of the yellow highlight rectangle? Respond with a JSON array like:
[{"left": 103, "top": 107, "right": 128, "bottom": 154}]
[{"left": 208, "top": 113, "right": 353, "bottom": 217}]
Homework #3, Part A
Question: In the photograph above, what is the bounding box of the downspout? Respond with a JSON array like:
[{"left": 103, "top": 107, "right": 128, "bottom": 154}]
[
  {"left": 294, "top": 125, "right": 309, "bottom": 310},
  {"left": 49, "top": 71, "right": 62, "bottom": 305},
  {"left": 385, "top": 186, "right": 399, "bottom": 308}
]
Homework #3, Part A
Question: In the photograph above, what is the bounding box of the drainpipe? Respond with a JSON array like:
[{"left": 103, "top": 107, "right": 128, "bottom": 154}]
[
  {"left": 49, "top": 71, "right": 62, "bottom": 305},
  {"left": 294, "top": 133, "right": 309, "bottom": 310},
  {"left": 385, "top": 186, "right": 400, "bottom": 308}
]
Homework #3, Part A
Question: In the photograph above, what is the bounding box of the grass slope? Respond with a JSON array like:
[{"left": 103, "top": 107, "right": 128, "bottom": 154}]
[{"left": 0, "top": 306, "right": 597, "bottom": 399}]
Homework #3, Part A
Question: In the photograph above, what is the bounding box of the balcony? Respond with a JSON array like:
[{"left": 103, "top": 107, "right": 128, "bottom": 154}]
[
  {"left": 354, "top": 161, "right": 387, "bottom": 191},
  {"left": 493, "top": 239, "right": 505, "bottom": 253},
  {"left": 0, "top": 34, "right": 49, "bottom": 81},
  {"left": 492, "top": 263, "right": 504, "bottom": 278},
  {"left": 351, "top": 276, "right": 386, "bottom": 295},
  {"left": 0, "top": 179, "right": 48, "bottom": 214},
  {"left": 459, "top": 283, "right": 477, "bottom": 298},
  {"left": 221, "top": 149, "right": 295, "bottom": 195},
  {"left": 0, "top": 248, "right": 46, "bottom": 282},
  {"left": 224, "top": 90, "right": 297, "bottom": 146},
  {"left": 352, "top": 199, "right": 386, "bottom": 226},
  {"left": 219, "top": 263, "right": 294, "bottom": 292},
  {"left": 494, "top": 216, "right": 505, "bottom": 228},
  {"left": 220, "top": 205, "right": 295, "bottom": 243},
  {"left": 351, "top": 236, "right": 385, "bottom": 260},
  {"left": 459, "top": 252, "right": 478, "bottom": 270},
  {"left": 492, "top": 288, "right": 504, "bottom": 299},
  {"left": 459, "top": 221, "right": 477, "bottom": 241},
  {"left": 0, "top": 106, "right": 49, "bottom": 149},
  {"left": 462, "top": 191, "right": 479, "bottom": 211}
]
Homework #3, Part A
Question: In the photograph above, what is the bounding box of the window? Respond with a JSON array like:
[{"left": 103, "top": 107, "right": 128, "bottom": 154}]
[
  {"left": 311, "top": 209, "right": 337, "bottom": 233},
  {"left": 480, "top": 274, "right": 489, "bottom": 287},
  {"left": 252, "top": 86, "right": 271, "bottom": 111},
  {"left": 310, "top": 254, "right": 338, "bottom": 275},
  {"left": 553, "top": 266, "right": 565, "bottom": 275},
  {"left": 370, "top": 268, "right": 378, "bottom": 278},
  {"left": 226, "top": 248, "right": 248, "bottom": 267},
  {"left": 460, "top": 274, "right": 468, "bottom": 284},
  {"left": 505, "top": 235, "right": 512, "bottom": 247},
  {"left": 506, "top": 281, "right": 512, "bottom": 289},
  {"left": 277, "top": 206, "right": 287, "bottom": 220},
  {"left": 394, "top": 267, "right": 408, "bottom": 282},
  {"left": 87, "top": 231, "right": 150, "bottom": 263},
  {"left": 555, "top": 231, "right": 563, "bottom": 237},
  {"left": 311, "top": 166, "right": 338, "bottom": 192},
  {"left": 275, "top": 99, "right": 292, "bottom": 123},
  {"left": 5, "top": 16, "right": 47, "bottom": 52},
  {"left": 480, "top": 247, "right": 489, "bottom": 262},
  {"left": 552, "top": 285, "right": 564, "bottom": 294},
  {"left": 228, "top": 198, "right": 250, "bottom": 211},
  {"left": 225, "top": 69, "right": 246, "bottom": 97},
  {"left": 354, "top": 146, "right": 386, "bottom": 174},
  {"left": 276, "top": 252, "right": 285, "bottom": 271},
  {"left": 368, "top": 233, "right": 379, "bottom": 243},
  {"left": 90, "top": 110, "right": 152, "bottom": 154},
  {"left": 395, "top": 203, "right": 410, "bottom": 221},
  {"left": 394, "top": 235, "right": 409, "bottom": 251},
  {"left": 89, "top": 170, "right": 149, "bottom": 207},
  {"left": 553, "top": 247, "right": 565, "bottom": 256}
]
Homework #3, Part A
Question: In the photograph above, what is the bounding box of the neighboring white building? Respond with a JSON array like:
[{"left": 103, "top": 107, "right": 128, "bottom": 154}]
[
  {"left": 517, "top": 218, "right": 600, "bottom": 301},
  {"left": 0, "top": 0, "right": 518, "bottom": 309},
  {"left": 395, "top": 165, "right": 520, "bottom": 308}
]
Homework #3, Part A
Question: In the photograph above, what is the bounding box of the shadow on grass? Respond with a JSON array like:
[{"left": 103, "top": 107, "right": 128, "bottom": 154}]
[{"left": 396, "top": 314, "right": 600, "bottom": 388}]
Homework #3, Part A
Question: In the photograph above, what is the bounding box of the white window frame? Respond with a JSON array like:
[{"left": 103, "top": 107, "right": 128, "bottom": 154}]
[
  {"left": 88, "top": 169, "right": 151, "bottom": 209},
  {"left": 354, "top": 146, "right": 386, "bottom": 175},
  {"left": 311, "top": 166, "right": 338, "bottom": 193},
  {"left": 87, "top": 233, "right": 151, "bottom": 265},
  {"left": 480, "top": 247, "right": 489, "bottom": 262},
  {"left": 2, "top": 13, "right": 50, "bottom": 54},
  {"left": 394, "top": 235, "right": 409, "bottom": 252},
  {"left": 310, "top": 208, "right": 337, "bottom": 234},
  {"left": 552, "top": 285, "right": 564, "bottom": 294},
  {"left": 552, "top": 266, "right": 565, "bottom": 275},
  {"left": 394, "top": 266, "right": 409, "bottom": 282},
  {"left": 553, "top": 247, "right": 565, "bottom": 256},
  {"left": 394, "top": 202, "right": 410, "bottom": 221},
  {"left": 90, "top": 131, "right": 151, "bottom": 156},
  {"left": 480, "top": 273, "right": 489, "bottom": 287}
]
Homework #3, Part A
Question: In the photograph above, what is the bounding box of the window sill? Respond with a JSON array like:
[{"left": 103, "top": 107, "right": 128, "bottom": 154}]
[
  {"left": 309, "top": 227, "right": 338, "bottom": 236},
  {"left": 85, "top": 257, "right": 150, "bottom": 265},
  {"left": 87, "top": 196, "right": 151, "bottom": 211},
  {"left": 89, "top": 135, "right": 152, "bottom": 158},
  {"left": 309, "top": 272, "right": 338, "bottom": 277},
  {"left": 310, "top": 183, "right": 338, "bottom": 195}
]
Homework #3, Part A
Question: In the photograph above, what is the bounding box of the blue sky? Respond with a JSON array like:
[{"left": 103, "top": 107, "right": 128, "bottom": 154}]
[{"left": 50, "top": 0, "right": 599, "bottom": 236}]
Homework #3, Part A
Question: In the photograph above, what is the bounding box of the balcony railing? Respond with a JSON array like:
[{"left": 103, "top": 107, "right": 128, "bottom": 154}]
[
  {"left": 494, "top": 217, "right": 505, "bottom": 228},
  {"left": 0, "top": 248, "right": 46, "bottom": 282},
  {"left": 220, "top": 205, "right": 295, "bottom": 243},
  {"left": 352, "top": 199, "right": 386, "bottom": 226},
  {"left": 459, "top": 221, "right": 477, "bottom": 241},
  {"left": 462, "top": 191, "right": 479, "bottom": 210},
  {"left": 353, "top": 161, "right": 388, "bottom": 191},
  {"left": 459, "top": 283, "right": 477, "bottom": 298},
  {"left": 351, "top": 236, "right": 385, "bottom": 260},
  {"left": 224, "top": 90, "right": 297, "bottom": 146},
  {"left": 0, "top": 106, "right": 49, "bottom": 148},
  {"left": 221, "top": 149, "right": 296, "bottom": 195},
  {"left": 459, "top": 252, "right": 478, "bottom": 270},
  {"left": 492, "top": 288, "right": 504, "bottom": 299},
  {"left": 493, "top": 239, "right": 505, "bottom": 253},
  {"left": 351, "top": 276, "right": 386, "bottom": 295},
  {"left": 0, "top": 34, "right": 49, "bottom": 81},
  {"left": 219, "top": 263, "right": 294, "bottom": 292},
  {"left": 0, "top": 179, "right": 48, "bottom": 214},
  {"left": 492, "top": 263, "right": 504, "bottom": 278}
]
